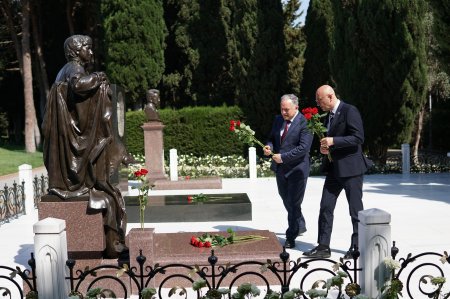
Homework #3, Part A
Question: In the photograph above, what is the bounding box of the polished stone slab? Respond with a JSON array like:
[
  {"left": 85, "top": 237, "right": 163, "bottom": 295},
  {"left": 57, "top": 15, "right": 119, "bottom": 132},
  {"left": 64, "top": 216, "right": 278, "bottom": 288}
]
[
  {"left": 127, "top": 229, "right": 285, "bottom": 290},
  {"left": 125, "top": 193, "right": 252, "bottom": 222},
  {"left": 153, "top": 176, "right": 222, "bottom": 190}
]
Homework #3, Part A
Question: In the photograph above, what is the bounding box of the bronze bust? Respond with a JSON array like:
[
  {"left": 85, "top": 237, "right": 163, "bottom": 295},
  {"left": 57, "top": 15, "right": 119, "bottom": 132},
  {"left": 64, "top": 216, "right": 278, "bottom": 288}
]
[
  {"left": 42, "top": 35, "right": 129, "bottom": 258},
  {"left": 144, "top": 89, "right": 161, "bottom": 122}
]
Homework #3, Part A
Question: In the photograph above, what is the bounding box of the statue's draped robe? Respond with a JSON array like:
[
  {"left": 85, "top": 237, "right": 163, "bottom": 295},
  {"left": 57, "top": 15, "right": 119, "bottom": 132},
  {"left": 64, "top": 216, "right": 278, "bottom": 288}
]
[{"left": 42, "top": 64, "right": 127, "bottom": 254}]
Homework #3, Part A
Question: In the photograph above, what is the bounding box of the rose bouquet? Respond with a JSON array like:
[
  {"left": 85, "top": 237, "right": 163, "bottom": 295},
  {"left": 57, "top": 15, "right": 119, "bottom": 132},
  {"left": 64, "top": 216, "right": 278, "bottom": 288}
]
[
  {"left": 301, "top": 107, "right": 332, "bottom": 161},
  {"left": 229, "top": 120, "right": 272, "bottom": 156},
  {"left": 190, "top": 228, "right": 267, "bottom": 248},
  {"left": 187, "top": 193, "right": 232, "bottom": 204},
  {"left": 131, "top": 168, "right": 151, "bottom": 229}
]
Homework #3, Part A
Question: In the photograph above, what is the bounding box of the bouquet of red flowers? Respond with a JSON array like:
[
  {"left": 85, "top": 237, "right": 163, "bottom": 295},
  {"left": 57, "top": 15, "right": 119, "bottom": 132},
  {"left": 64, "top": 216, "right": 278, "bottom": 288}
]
[
  {"left": 301, "top": 107, "right": 332, "bottom": 161},
  {"left": 190, "top": 228, "right": 267, "bottom": 248},
  {"left": 131, "top": 168, "right": 151, "bottom": 229},
  {"left": 229, "top": 120, "right": 272, "bottom": 155}
]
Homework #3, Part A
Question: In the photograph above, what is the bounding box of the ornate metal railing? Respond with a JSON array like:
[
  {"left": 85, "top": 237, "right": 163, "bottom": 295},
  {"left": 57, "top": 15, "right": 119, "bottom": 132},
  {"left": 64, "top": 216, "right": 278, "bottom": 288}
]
[
  {"left": 64, "top": 248, "right": 362, "bottom": 299},
  {"left": 0, "top": 174, "right": 48, "bottom": 226},
  {"left": 0, "top": 253, "right": 37, "bottom": 299},
  {"left": 0, "top": 181, "right": 25, "bottom": 225},
  {"left": 391, "top": 242, "right": 450, "bottom": 299},
  {"left": 2, "top": 244, "right": 449, "bottom": 298},
  {"left": 33, "top": 174, "right": 48, "bottom": 208}
]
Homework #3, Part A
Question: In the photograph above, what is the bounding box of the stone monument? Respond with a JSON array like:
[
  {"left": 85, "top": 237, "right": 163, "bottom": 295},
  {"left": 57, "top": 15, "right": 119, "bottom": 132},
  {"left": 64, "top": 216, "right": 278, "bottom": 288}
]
[
  {"left": 142, "top": 89, "right": 167, "bottom": 183},
  {"left": 40, "top": 35, "right": 133, "bottom": 259}
]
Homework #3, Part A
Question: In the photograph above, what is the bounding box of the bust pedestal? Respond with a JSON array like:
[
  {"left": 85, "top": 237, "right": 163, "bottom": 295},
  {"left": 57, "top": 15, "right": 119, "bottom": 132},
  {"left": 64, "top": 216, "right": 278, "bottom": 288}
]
[{"left": 142, "top": 121, "right": 167, "bottom": 183}]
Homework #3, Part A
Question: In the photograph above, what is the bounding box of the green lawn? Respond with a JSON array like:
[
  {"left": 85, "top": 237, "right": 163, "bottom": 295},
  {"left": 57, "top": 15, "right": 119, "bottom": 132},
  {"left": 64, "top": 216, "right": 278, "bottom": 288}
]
[{"left": 0, "top": 147, "right": 44, "bottom": 176}]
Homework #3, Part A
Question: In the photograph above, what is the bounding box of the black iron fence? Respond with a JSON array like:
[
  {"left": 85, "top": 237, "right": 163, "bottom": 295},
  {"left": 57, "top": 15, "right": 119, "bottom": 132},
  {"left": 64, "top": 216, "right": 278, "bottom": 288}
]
[
  {"left": 33, "top": 174, "right": 48, "bottom": 208},
  {"left": 0, "top": 175, "right": 48, "bottom": 225},
  {"left": 0, "top": 181, "right": 25, "bottom": 225},
  {"left": 1, "top": 243, "right": 448, "bottom": 299}
]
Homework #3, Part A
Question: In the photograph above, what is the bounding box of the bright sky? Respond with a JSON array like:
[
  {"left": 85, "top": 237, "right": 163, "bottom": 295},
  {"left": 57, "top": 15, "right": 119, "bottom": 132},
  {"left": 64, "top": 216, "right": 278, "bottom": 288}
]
[{"left": 298, "top": 0, "right": 310, "bottom": 25}]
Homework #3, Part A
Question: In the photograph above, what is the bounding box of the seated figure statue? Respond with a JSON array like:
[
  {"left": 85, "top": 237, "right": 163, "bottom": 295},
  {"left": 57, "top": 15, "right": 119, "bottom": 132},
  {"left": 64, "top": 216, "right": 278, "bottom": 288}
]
[
  {"left": 42, "top": 35, "right": 131, "bottom": 258},
  {"left": 144, "top": 89, "right": 161, "bottom": 122}
]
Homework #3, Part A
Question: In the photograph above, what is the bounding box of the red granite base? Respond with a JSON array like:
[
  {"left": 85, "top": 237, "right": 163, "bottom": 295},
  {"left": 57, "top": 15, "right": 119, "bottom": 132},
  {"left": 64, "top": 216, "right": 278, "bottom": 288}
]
[
  {"left": 153, "top": 177, "right": 222, "bottom": 190},
  {"left": 128, "top": 229, "right": 286, "bottom": 292},
  {"left": 38, "top": 195, "right": 105, "bottom": 257}
]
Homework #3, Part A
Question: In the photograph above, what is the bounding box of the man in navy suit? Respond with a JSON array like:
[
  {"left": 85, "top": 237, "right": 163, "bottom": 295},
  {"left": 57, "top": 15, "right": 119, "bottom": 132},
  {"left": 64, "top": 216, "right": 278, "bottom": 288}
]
[
  {"left": 303, "top": 85, "right": 372, "bottom": 259},
  {"left": 264, "top": 94, "right": 313, "bottom": 249}
]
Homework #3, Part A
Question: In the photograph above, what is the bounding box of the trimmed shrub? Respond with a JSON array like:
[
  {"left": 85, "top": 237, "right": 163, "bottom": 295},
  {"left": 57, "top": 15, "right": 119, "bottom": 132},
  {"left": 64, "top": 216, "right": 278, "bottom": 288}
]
[{"left": 125, "top": 106, "right": 247, "bottom": 157}]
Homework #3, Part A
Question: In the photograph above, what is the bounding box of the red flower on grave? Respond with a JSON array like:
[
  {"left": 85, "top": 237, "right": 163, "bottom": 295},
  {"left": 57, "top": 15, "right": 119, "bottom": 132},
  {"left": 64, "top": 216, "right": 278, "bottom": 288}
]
[{"left": 187, "top": 196, "right": 193, "bottom": 203}]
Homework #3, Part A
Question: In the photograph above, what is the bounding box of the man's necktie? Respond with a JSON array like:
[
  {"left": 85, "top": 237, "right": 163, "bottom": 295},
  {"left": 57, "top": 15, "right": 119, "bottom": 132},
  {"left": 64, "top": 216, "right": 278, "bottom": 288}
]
[
  {"left": 281, "top": 120, "right": 291, "bottom": 143},
  {"left": 328, "top": 112, "right": 334, "bottom": 130}
]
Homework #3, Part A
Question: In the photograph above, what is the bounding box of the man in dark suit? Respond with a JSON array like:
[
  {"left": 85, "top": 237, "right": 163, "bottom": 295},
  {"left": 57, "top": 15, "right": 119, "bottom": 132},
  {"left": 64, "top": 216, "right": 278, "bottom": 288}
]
[
  {"left": 303, "top": 85, "right": 372, "bottom": 259},
  {"left": 264, "top": 94, "right": 313, "bottom": 249}
]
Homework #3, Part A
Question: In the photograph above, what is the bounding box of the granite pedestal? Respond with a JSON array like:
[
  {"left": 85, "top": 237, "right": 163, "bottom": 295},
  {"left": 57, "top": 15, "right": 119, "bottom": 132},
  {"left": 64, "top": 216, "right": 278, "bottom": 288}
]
[
  {"left": 125, "top": 193, "right": 252, "bottom": 222},
  {"left": 127, "top": 229, "right": 285, "bottom": 292},
  {"left": 38, "top": 195, "right": 105, "bottom": 259}
]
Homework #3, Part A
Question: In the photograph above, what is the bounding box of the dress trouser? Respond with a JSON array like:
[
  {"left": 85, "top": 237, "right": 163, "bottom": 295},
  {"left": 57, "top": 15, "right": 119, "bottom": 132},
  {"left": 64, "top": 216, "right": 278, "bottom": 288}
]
[
  {"left": 276, "top": 171, "right": 308, "bottom": 241},
  {"left": 317, "top": 173, "right": 364, "bottom": 248}
]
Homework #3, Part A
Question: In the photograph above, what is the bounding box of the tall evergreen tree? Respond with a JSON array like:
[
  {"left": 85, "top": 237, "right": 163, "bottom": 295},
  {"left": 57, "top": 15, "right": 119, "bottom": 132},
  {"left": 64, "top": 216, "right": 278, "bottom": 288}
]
[
  {"left": 102, "top": 0, "right": 167, "bottom": 104},
  {"left": 230, "top": 0, "right": 288, "bottom": 141},
  {"left": 300, "top": 0, "right": 334, "bottom": 106},
  {"left": 428, "top": 0, "right": 450, "bottom": 74},
  {"left": 162, "top": 0, "right": 200, "bottom": 107},
  {"left": 330, "top": 0, "right": 428, "bottom": 163},
  {"left": 283, "top": 0, "right": 306, "bottom": 96}
]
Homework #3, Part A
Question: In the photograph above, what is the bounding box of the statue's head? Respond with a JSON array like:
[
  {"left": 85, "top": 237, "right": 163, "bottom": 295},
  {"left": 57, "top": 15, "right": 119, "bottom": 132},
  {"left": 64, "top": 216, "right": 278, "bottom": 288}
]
[
  {"left": 146, "top": 89, "right": 160, "bottom": 106},
  {"left": 64, "top": 35, "right": 93, "bottom": 63}
]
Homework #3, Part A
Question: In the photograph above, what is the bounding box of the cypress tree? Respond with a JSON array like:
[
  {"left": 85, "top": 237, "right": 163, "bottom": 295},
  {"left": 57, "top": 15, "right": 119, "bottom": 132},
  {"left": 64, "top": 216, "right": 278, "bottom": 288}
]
[
  {"left": 162, "top": 0, "right": 200, "bottom": 107},
  {"left": 330, "top": 0, "right": 428, "bottom": 163},
  {"left": 230, "top": 0, "right": 288, "bottom": 141},
  {"left": 428, "top": 0, "right": 450, "bottom": 74},
  {"left": 300, "top": 0, "right": 334, "bottom": 107},
  {"left": 101, "top": 0, "right": 167, "bottom": 104},
  {"left": 283, "top": 0, "right": 306, "bottom": 96}
]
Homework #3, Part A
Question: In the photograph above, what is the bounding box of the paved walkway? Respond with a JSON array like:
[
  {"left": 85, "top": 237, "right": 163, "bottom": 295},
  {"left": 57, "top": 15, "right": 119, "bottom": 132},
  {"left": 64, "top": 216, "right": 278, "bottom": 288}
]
[{"left": 1, "top": 173, "right": 449, "bottom": 296}]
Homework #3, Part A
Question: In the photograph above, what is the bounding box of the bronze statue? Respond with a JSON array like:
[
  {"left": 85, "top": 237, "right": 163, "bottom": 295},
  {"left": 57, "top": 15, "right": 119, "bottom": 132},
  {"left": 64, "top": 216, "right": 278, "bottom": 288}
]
[
  {"left": 42, "top": 35, "right": 130, "bottom": 258},
  {"left": 144, "top": 89, "right": 161, "bottom": 121}
]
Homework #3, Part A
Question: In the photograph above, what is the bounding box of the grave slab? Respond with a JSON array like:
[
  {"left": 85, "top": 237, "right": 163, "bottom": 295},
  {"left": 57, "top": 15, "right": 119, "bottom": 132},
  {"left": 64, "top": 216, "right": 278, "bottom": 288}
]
[{"left": 125, "top": 193, "right": 252, "bottom": 222}]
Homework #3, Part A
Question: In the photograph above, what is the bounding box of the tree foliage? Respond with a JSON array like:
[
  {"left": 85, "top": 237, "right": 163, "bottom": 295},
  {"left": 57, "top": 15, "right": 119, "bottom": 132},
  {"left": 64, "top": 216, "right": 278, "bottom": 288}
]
[
  {"left": 283, "top": 0, "right": 306, "bottom": 96},
  {"left": 428, "top": 0, "right": 450, "bottom": 74},
  {"left": 102, "top": 0, "right": 167, "bottom": 103},
  {"left": 330, "top": 0, "right": 428, "bottom": 162},
  {"left": 300, "top": 0, "right": 334, "bottom": 106}
]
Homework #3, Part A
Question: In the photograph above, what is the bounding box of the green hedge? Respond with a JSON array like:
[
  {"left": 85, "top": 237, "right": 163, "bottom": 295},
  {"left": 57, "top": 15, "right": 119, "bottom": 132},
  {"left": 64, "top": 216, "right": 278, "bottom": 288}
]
[{"left": 125, "top": 106, "right": 248, "bottom": 157}]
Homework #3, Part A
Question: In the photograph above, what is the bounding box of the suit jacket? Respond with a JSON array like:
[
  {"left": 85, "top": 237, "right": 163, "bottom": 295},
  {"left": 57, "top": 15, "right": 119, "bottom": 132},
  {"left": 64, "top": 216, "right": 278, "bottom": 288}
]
[
  {"left": 322, "top": 101, "right": 372, "bottom": 177},
  {"left": 266, "top": 114, "right": 313, "bottom": 178}
]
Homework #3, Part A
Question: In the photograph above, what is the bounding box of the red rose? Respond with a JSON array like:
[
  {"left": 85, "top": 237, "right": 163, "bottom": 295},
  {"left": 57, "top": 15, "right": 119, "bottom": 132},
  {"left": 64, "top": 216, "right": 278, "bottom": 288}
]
[
  {"left": 187, "top": 196, "right": 193, "bottom": 203},
  {"left": 229, "top": 125, "right": 235, "bottom": 132},
  {"left": 198, "top": 241, "right": 204, "bottom": 248},
  {"left": 311, "top": 107, "right": 318, "bottom": 115},
  {"left": 140, "top": 169, "right": 148, "bottom": 175},
  {"left": 204, "top": 241, "right": 211, "bottom": 248},
  {"left": 304, "top": 113, "right": 312, "bottom": 120},
  {"left": 191, "top": 236, "right": 197, "bottom": 244},
  {"left": 236, "top": 120, "right": 241, "bottom": 127},
  {"left": 134, "top": 170, "right": 142, "bottom": 177},
  {"left": 185, "top": 176, "right": 190, "bottom": 180},
  {"left": 230, "top": 120, "right": 235, "bottom": 126}
]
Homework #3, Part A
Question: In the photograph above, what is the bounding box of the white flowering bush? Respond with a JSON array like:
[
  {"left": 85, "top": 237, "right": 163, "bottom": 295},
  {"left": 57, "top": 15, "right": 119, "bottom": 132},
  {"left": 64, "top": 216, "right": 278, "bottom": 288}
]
[{"left": 126, "top": 153, "right": 273, "bottom": 179}]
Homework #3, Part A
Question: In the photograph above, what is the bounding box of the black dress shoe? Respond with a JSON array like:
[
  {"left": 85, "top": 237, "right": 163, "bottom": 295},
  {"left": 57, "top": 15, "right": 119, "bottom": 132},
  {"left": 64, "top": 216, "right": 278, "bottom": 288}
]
[
  {"left": 298, "top": 227, "right": 307, "bottom": 236},
  {"left": 303, "top": 246, "right": 331, "bottom": 258},
  {"left": 284, "top": 240, "right": 296, "bottom": 249}
]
